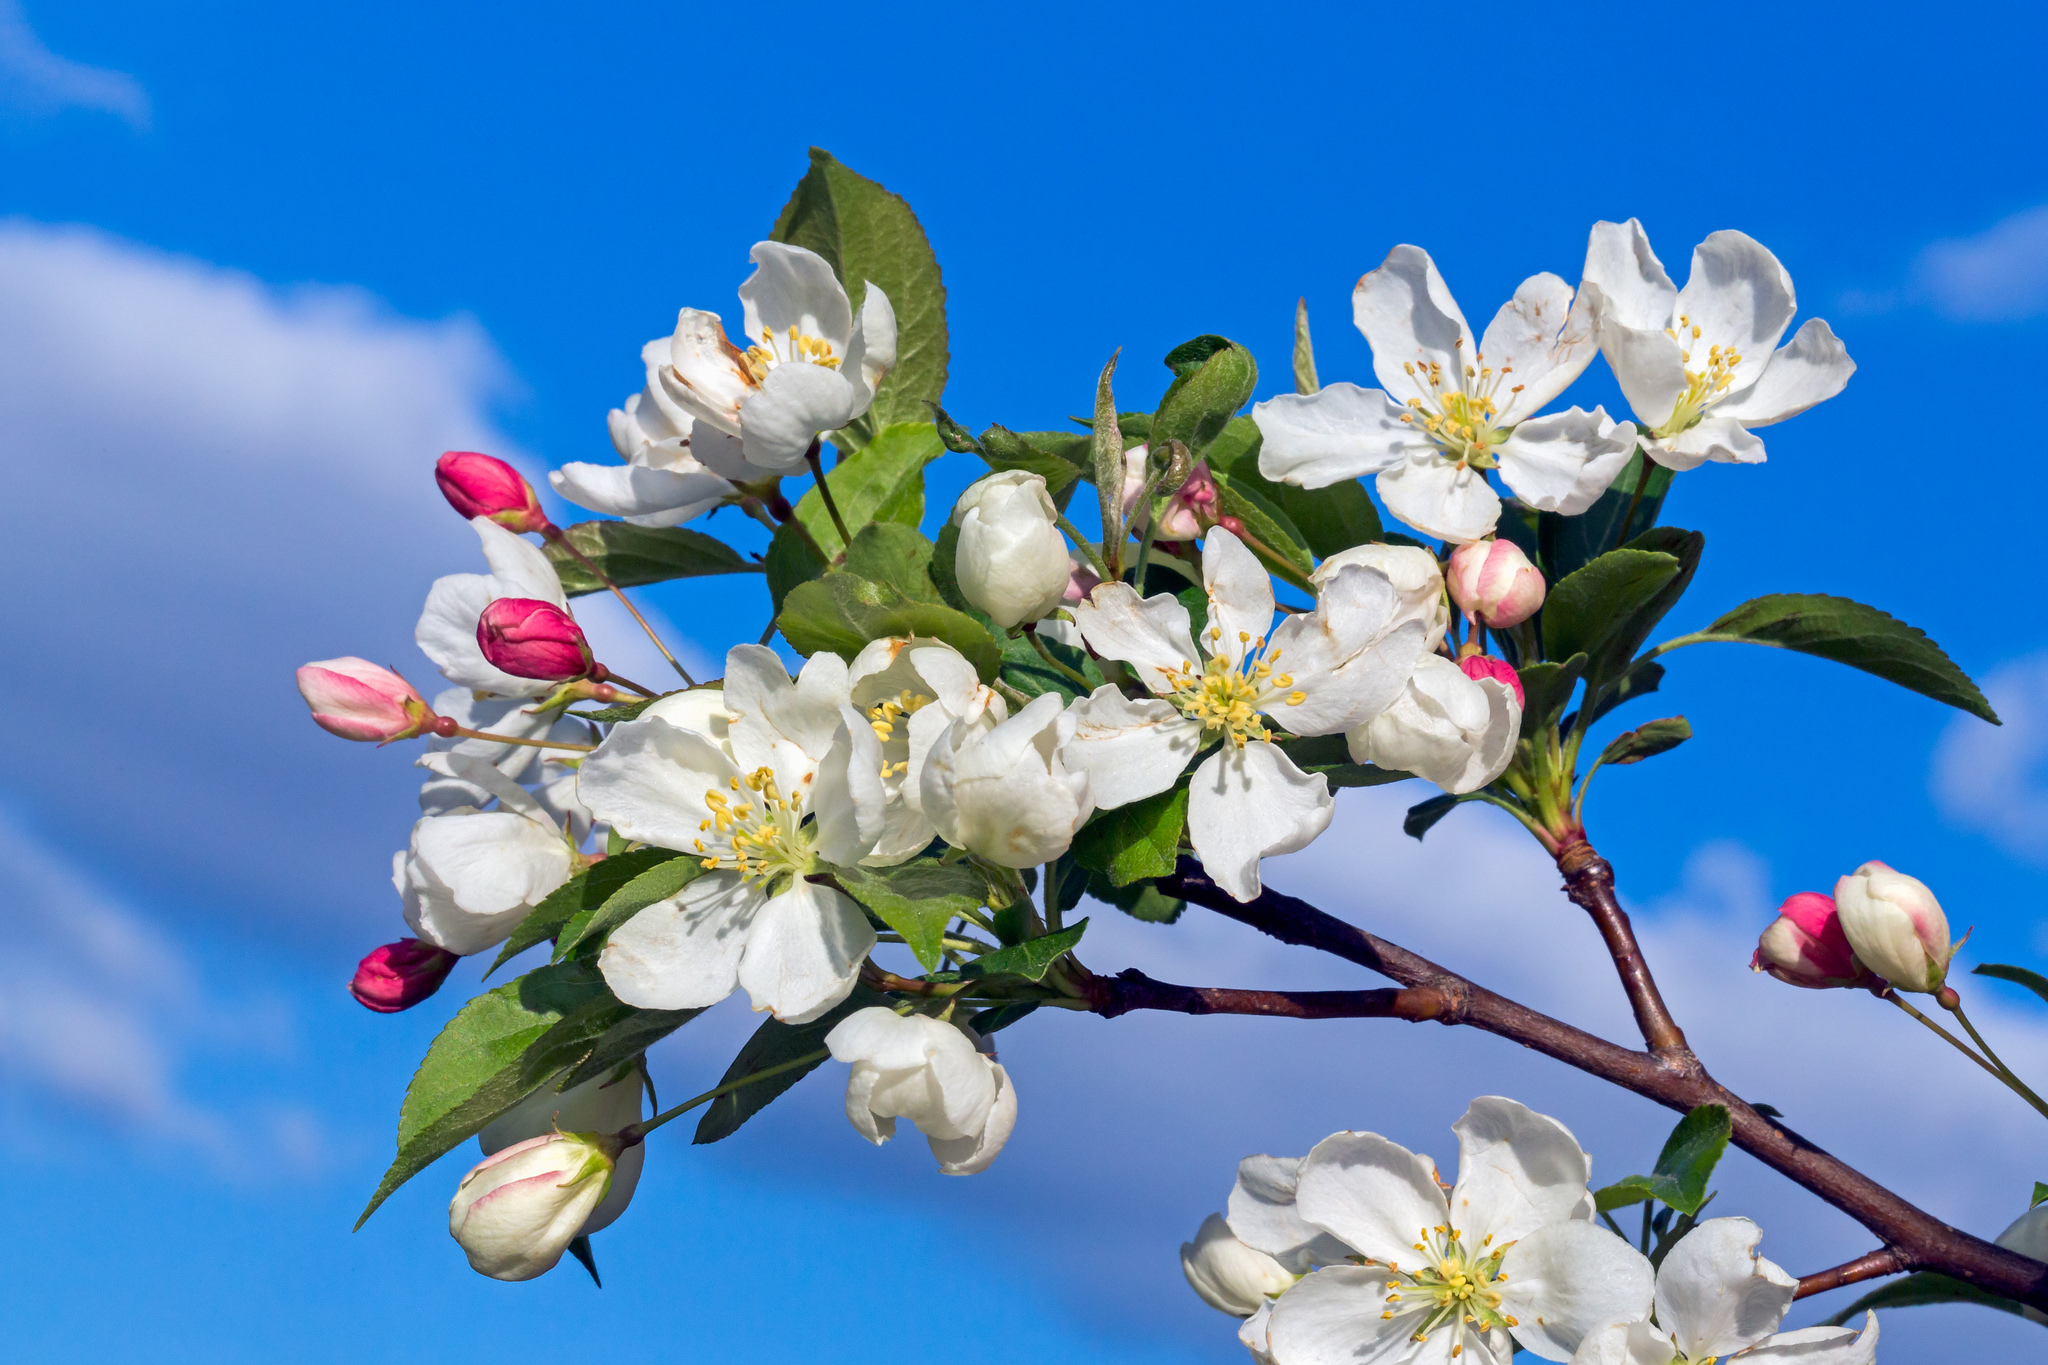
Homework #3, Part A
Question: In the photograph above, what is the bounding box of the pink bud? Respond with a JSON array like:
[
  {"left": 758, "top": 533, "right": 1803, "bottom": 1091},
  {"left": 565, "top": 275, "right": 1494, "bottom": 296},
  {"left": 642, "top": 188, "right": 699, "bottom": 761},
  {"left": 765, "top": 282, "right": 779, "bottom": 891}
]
[
  {"left": 297, "top": 657, "right": 439, "bottom": 742},
  {"left": 1214, "top": 514, "right": 1246, "bottom": 538},
  {"left": 436, "top": 451, "right": 554, "bottom": 535},
  {"left": 1157, "top": 462, "right": 1222, "bottom": 540},
  {"left": 1458, "top": 653, "right": 1524, "bottom": 708},
  {"left": 350, "top": 938, "right": 459, "bottom": 1012},
  {"left": 1447, "top": 539, "right": 1546, "bottom": 629},
  {"left": 1062, "top": 557, "right": 1101, "bottom": 604},
  {"left": 1751, "top": 891, "right": 1866, "bottom": 988},
  {"left": 476, "top": 599, "right": 594, "bottom": 681}
]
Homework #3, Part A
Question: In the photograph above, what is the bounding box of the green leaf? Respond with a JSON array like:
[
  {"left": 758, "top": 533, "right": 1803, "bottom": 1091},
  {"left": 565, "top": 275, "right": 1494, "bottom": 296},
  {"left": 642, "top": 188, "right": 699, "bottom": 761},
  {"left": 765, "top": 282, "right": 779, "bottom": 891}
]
[
  {"left": 1093, "top": 353, "right": 1126, "bottom": 574},
  {"left": 793, "top": 422, "right": 943, "bottom": 559},
  {"left": 1597, "top": 527, "right": 1705, "bottom": 679},
  {"left": 1682, "top": 594, "right": 1999, "bottom": 724},
  {"left": 2033, "top": 1180, "right": 2048, "bottom": 1210},
  {"left": 1542, "top": 548, "right": 1683, "bottom": 682},
  {"left": 1153, "top": 336, "right": 1258, "bottom": 455},
  {"left": 1976, "top": 962, "right": 2048, "bottom": 1006},
  {"left": 557, "top": 1002, "right": 703, "bottom": 1091},
  {"left": 1600, "top": 716, "right": 1692, "bottom": 767},
  {"left": 969, "top": 1001, "right": 1041, "bottom": 1034},
  {"left": 1213, "top": 471, "right": 1315, "bottom": 573},
  {"left": 925, "top": 401, "right": 982, "bottom": 454},
  {"left": 566, "top": 1235, "right": 601, "bottom": 1287},
  {"left": 1072, "top": 788, "right": 1188, "bottom": 886},
  {"left": 1280, "top": 734, "right": 1412, "bottom": 789},
  {"left": 1293, "top": 299, "right": 1319, "bottom": 395},
  {"left": 963, "top": 920, "right": 1088, "bottom": 982},
  {"left": 1086, "top": 870, "right": 1185, "bottom": 923},
  {"left": 765, "top": 518, "right": 828, "bottom": 616},
  {"left": 1581, "top": 660, "right": 1665, "bottom": 728},
  {"left": 1404, "top": 793, "right": 1470, "bottom": 841},
  {"left": 835, "top": 862, "right": 988, "bottom": 972},
  {"left": 1821, "top": 1272, "right": 2030, "bottom": 1327},
  {"left": 1595, "top": 1104, "right": 1731, "bottom": 1216},
  {"left": 1538, "top": 450, "right": 1673, "bottom": 582},
  {"left": 976, "top": 423, "right": 1084, "bottom": 499},
  {"left": 693, "top": 984, "right": 883, "bottom": 1145},
  {"left": 488, "top": 849, "right": 684, "bottom": 977},
  {"left": 1518, "top": 654, "right": 1588, "bottom": 730},
  {"left": 778, "top": 572, "right": 1003, "bottom": 681},
  {"left": 566, "top": 694, "right": 668, "bottom": 724},
  {"left": 840, "top": 521, "right": 940, "bottom": 604},
  {"left": 545, "top": 522, "right": 758, "bottom": 596},
  {"left": 555, "top": 855, "right": 704, "bottom": 961},
  {"left": 770, "top": 149, "right": 947, "bottom": 438},
  {"left": 1197, "top": 416, "right": 1380, "bottom": 560}
]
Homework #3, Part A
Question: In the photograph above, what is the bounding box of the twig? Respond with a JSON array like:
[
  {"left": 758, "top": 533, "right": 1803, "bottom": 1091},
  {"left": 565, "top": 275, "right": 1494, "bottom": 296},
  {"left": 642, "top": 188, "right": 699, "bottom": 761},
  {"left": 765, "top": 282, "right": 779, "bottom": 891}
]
[
  {"left": 1555, "top": 839, "right": 1692, "bottom": 1060},
  {"left": 804, "top": 437, "right": 855, "bottom": 551},
  {"left": 1794, "top": 1246, "right": 1911, "bottom": 1300},
  {"left": 1080, "top": 967, "right": 1452, "bottom": 1022}
]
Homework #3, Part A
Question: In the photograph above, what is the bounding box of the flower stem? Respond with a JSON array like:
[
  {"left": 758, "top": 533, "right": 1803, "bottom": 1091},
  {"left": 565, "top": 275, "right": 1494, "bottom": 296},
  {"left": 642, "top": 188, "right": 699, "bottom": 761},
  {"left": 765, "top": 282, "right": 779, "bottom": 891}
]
[
  {"left": 620, "top": 1047, "right": 832, "bottom": 1145},
  {"left": 597, "top": 671, "right": 659, "bottom": 699},
  {"left": 444, "top": 724, "right": 595, "bottom": 753},
  {"left": 1026, "top": 626, "right": 1093, "bottom": 691},
  {"left": 1882, "top": 990, "right": 2008, "bottom": 1083},
  {"left": 1230, "top": 526, "right": 1318, "bottom": 596},
  {"left": 1945, "top": 993, "right": 2048, "bottom": 1123},
  {"left": 544, "top": 528, "right": 695, "bottom": 685},
  {"left": 1055, "top": 513, "right": 1110, "bottom": 582},
  {"left": 804, "top": 438, "right": 855, "bottom": 551}
]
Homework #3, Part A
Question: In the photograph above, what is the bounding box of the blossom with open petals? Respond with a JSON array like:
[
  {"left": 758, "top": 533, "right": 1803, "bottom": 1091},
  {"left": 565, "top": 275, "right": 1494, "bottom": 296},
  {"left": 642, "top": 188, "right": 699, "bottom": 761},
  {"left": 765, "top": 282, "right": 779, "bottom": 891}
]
[
  {"left": 549, "top": 338, "right": 739, "bottom": 526},
  {"left": 848, "top": 636, "right": 1008, "bottom": 864},
  {"left": 922, "top": 692, "right": 1092, "bottom": 867},
  {"left": 1064, "top": 528, "right": 1422, "bottom": 900},
  {"left": 1579, "top": 220, "right": 1854, "bottom": 472},
  {"left": 1349, "top": 653, "right": 1521, "bottom": 795},
  {"left": 395, "top": 751, "right": 576, "bottom": 956},
  {"left": 825, "top": 1007, "right": 1017, "bottom": 1175},
  {"left": 1253, "top": 246, "right": 1638, "bottom": 543},
  {"left": 416, "top": 517, "right": 574, "bottom": 699}
]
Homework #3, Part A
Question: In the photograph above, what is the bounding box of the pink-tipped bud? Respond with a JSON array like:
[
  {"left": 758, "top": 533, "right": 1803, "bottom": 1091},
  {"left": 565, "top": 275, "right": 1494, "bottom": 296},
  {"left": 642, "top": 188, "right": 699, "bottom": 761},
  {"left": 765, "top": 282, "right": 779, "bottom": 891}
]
[
  {"left": 436, "top": 451, "right": 554, "bottom": 535},
  {"left": 1834, "top": 861, "right": 1955, "bottom": 993},
  {"left": 1751, "top": 891, "right": 1866, "bottom": 989},
  {"left": 350, "top": 938, "right": 459, "bottom": 1012},
  {"left": 1063, "top": 557, "right": 1101, "bottom": 604},
  {"left": 297, "top": 657, "right": 439, "bottom": 742},
  {"left": 1457, "top": 653, "right": 1524, "bottom": 708},
  {"left": 1448, "top": 538, "right": 1546, "bottom": 629},
  {"left": 1157, "top": 462, "right": 1221, "bottom": 540},
  {"left": 1214, "top": 514, "right": 1246, "bottom": 538},
  {"left": 476, "top": 599, "right": 594, "bottom": 681}
]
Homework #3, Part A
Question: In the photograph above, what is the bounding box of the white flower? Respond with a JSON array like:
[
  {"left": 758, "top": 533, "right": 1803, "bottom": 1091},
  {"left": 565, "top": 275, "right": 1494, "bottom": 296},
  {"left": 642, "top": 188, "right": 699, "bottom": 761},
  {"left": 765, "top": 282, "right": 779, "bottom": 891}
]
[
  {"left": 1063, "top": 527, "right": 1423, "bottom": 900},
  {"left": 579, "top": 646, "right": 884, "bottom": 1023},
  {"left": 1184, "top": 1212, "right": 1299, "bottom": 1317},
  {"left": 848, "top": 636, "right": 1008, "bottom": 864},
  {"left": 1579, "top": 219, "right": 1855, "bottom": 473},
  {"left": 951, "top": 470, "right": 1073, "bottom": 628},
  {"left": 921, "top": 691, "right": 1092, "bottom": 867},
  {"left": 479, "top": 1067, "right": 645, "bottom": 1239},
  {"left": 448, "top": 1131, "right": 619, "bottom": 1281},
  {"left": 549, "top": 338, "right": 738, "bottom": 526},
  {"left": 1252, "top": 1097, "right": 1652, "bottom": 1365},
  {"left": 1252, "top": 246, "right": 1639, "bottom": 543},
  {"left": 824, "top": 1006, "right": 1018, "bottom": 1175},
  {"left": 1349, "top": 653, "right": 1521, "bottom": 795},
  {"left": 416, "top": 516, "right": 572, "bottom": 699},
  {"left": 652, "top": 241, "right": 896, "bottom": 476},
  {"left": 1569, "top": 1219, "right": 1879, "bottom": 1365},
  {"left": 396, "top": 752, "right": 575, "bottom": 956},
  {"left": 1310, "top": 544, "right": 1447, "bottom": 656}
]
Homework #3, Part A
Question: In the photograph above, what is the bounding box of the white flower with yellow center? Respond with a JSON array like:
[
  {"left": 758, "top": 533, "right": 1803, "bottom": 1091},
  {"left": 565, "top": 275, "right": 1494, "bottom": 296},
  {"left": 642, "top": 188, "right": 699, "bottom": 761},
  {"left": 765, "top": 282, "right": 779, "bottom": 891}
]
[
  {"left": 1578, "top": 219, "right": 1854, "bottom": 473},
  {"left": 1063, "top": 527, "right": 1423, "bottom": 901},
  {"left": 548, "top": 337, "right": 738, "bottom": 527},
  {"left": 1251, "top": 1098, "right": 1653, "bottom": 1365},
  {"left": 847, "top": 636, "right": 1008, "bottom": 866},
  {"left": 579, "top": 646, "right": 887, "bottom": 1024},
  {"left": 1251, "top": 246, "right": 1639, "bottom": 544},
  {"left": 653, "top": 241, "right": 896, "bottom": 478}
]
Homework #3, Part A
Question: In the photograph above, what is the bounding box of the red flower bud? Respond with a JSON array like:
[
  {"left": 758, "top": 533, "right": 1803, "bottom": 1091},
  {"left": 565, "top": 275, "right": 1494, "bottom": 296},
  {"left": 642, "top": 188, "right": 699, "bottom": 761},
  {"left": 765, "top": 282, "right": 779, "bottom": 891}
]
[
  {"left": 476, "top": 598, "right": 594, "bottom": 681},
  {"left": 1751, "top": 890, "right": 1866, "bottom": 989},
  {"left": 350, "top": 938, "right": 458, "bottom": 1012},
  {"left": 297, "top": 657, "right": 439, "bottom": 742},
  {"left": 1214, "top": 514, "right": 1246, "bottom": 537},
  {"left": 1457, "top": 653, "right": 1524, "bottom": 708},
  {"left": 436, "top": 451, "right": 554, "bottom": 536}
]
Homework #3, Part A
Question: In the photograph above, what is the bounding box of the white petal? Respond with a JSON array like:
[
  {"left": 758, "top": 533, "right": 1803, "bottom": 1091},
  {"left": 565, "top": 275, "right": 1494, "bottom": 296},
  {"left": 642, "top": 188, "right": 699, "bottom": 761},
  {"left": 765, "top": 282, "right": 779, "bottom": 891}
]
[
  {"left": 547, "top": 461, "right": 733, "bottom": 526},
  {"left": 1447, "top": 1097, "right": 1595, "bottom": 1248},
  {"left": 740, "top": 363, "right": 863, "bottom": 471},
  {"left": 1202, "top": 527, "right": 1276, "bottom": 669},
  {"left": 930, "top": 1060, "right": 1016, "bottom": 1175},
  {"left": 1654, "top": 1217, "right": 1797, "bottom": 1360},
  {"left": 1354, "top": 244, "right": 1474, "bottom": 404},
  {"left": 1228, "top": 1155, "right": 1355, "bottom": 1273},
  {"left": 841, "top": 1062, "right": 894, "bottom": 1144},
  {"left": 1068, "top": 583, "right": 1200, "bottom": 694},
  {"left": 1496, "top": 407, "right": 1639, "bottom": 515},
  {"left": 576, "top": 718, "right": 738, "bottom": 852},
  {"left": 473, "top": 516, "right": 567, "bottom": 606},
  {"left": 1497, "top": 1221, "right": 1656, "bottom": 1361},
  {"left": 1267, "top": 1265, "right": 1451, "bottom": 1365},
  {"left": 597, "top": 870, "right": 757, "bottom": 1010},
  {"left": 1265, "top": 573, "right": 1419, "bottom": 737},
  {"left": 416, "top": 750, "right": 555, "bottom": 827},
  {"left": 1595, "top": 320, "right": 1688, "bottom": 432},
  {"left": 666, "top": 308, "right": 753, "bottom": 433},
  {"left": 1674, "top": 230, "right": 1797, "bottom": 394},
  {"left": 1581, "top": 219, "right": 1678, "bottom": 333},
  {"left": 812, "top": 703, "right": 886, "bottom": 866},
  {"left": 415, "top": 572, "right": 553, "bottom": 698},
  {"left": 1477, "top": 272, "right": 1597, "bottom": 418},
  {"left": 737, "top": 879, "right": 874, "bottom": 1023},
  {"left": 1568, "top": 1322, "right": 1678, "bottom": 1365},
  {"left": 738, "top": 241, "right": 853, "bottom": 354},
  {"left": 1713, "top": 318, "right": 1855, "bottom": 428},
  {"left": 1063, "top": 686, "right": 1202, "bottom": 808},
  {"left": 1735, "top": 1313, "right": 1878, "bottom": 1365},
  {"left": 1187, "top": 744, "right": 1333, "bottom": 902},
  {"left": 1292, "top": 1129, "right": 1449, "bottom": 1266},
  {"left": 725, "top": 644, "right": 851, "bottom": 792},
  {"left": 1660, "top": 413, "right": 1765, "bottom": 469},
  {"left": 1252, "top": 385, "right": 1415, "bottom": 488},
  {"left": 683, "top": 420, "right": 757, "bottom": 481},
  {"left": 402, "top": 813, "right": 572, "bottom": 955},
  {"left": 841, "top": 282, "right": 897, "bottom": 396},
  {"left": 1375, "top": 453, "right": 1502, "bottom": 544},
  {"left": 1239, "top": 1300, "right": 1277, "bottom": 1365}
]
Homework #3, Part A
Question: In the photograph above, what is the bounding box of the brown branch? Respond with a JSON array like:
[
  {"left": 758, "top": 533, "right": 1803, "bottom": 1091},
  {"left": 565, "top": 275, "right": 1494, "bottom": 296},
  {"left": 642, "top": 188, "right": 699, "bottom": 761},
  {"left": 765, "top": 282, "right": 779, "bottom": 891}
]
[
  {"left": 1080, "top": 967, "right": 1452, "bottom": 1022},
  {"left": 1795, "top": 1246, "right": 1912, "bottom": 1300},
  {"left": 1151, "top": 858, "right": 2048, "bottom": 1313},
  {"left": 1556, "top": 839, "right": 1691, "bottom": 1060}
]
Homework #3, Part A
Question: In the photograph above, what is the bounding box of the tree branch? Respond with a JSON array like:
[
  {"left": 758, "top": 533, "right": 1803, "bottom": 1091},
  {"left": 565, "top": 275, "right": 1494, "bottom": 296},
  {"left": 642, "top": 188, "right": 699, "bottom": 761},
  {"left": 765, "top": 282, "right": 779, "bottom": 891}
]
[
  {"left": 1080, "top": 967, "right": 1453, "bottom": 1022},
  {"left": 1795, "top": 1246, "right": 1912, "bottom": 1300},
  {"left": 1555, "top": 839, "right": 1692, "bottom": 1060},
  {"left": 1150, "top": 858, "right": 2048, "bottom": 1312}
]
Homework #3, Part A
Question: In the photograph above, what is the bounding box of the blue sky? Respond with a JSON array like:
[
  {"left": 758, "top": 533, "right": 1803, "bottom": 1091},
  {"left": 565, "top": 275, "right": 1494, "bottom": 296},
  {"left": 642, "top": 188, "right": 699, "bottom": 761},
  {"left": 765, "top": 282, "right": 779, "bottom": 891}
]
[{"left": 7, "top": 1, "right": 2048, "bottom": 1359}]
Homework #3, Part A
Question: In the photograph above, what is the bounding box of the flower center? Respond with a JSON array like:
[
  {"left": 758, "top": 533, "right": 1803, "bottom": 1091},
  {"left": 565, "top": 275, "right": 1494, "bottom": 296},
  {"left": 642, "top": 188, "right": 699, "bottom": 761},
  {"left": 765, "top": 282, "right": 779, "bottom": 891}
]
[
  {"left": 695, "top": 766, "right": 817, "bottom": 888},
  {"left": 742, "top": 324, "right": 842, "bottom": 383},
  {"left": 1652, "top": 314, "right": 1743, "bottom": 439},
  {"left": 866, "top": 690, "right": 933, "bottom": 780},
  {"left": 1396, "top": 351, "right": 1523, "bottom": 469},
  {"left": 1161, "top": 627, "right": 1300, "bottom": 747},
  {"left": 1371, "top": 1225, "right": 1515, "bottom": 1361}
]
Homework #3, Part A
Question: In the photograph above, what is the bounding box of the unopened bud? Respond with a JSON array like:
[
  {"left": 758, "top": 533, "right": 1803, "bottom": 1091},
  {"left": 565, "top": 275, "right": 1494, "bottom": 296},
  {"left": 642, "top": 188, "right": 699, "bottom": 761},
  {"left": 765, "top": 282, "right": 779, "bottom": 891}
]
[
  {"left": 449, "top": 1131, "right": 619, "bottom": 1281},
  {"left": 435, "top": 451, "right": 554, "bottom": 536},
  {"left": 350, "top": 938, "right": 458, "bottom": 1012},
  {"left": 297, "top": 657, "right": 438, "bottom": 742},
  {"left": 1833, "top": 860, "right": 1955, "bottom": 993},
  {"left": 1063, "top": 557, "right": 1102, "bottom": 605},
  {"left": 1215, "top": 514, "right": 1246, "bottom": 537},
  {"left": 1181, "top": 1213, "right": 1295, "bottom": 1317},
  {"left": 1751, "top": 891, "right": 1865, "bottom": 989},
  {"left": 1447, "top": 538, "right": 1546, "bottom": 629},
  {"left": 476, "top": 599, "right": 594, "bottom": 681},
  {"left": 1458, "top": 653, "right": 1524, "bottom": 708}
]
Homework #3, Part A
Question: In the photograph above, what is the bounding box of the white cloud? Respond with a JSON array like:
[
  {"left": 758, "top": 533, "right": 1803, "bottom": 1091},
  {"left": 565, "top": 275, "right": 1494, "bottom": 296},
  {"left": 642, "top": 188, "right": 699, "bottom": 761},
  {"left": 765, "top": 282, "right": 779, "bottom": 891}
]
[
  {"left": 0, "top": 0, "right": 148, "bottom": 128},
  {"left": 1911, "top": 205, "right": 2048, "bottom": 322},
  {"left": 1931, "top": 653, "right": 2048, "bottom": 862}
]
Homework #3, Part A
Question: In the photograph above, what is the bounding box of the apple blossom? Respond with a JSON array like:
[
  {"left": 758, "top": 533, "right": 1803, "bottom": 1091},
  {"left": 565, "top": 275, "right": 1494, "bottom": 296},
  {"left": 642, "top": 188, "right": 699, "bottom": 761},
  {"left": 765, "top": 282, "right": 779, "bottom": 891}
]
[
  {"left": 480, "top": 1067, "right": 646, "bottom": 1238},
  {"left": 1310, "top": 543, "right": 1447, "bottom": 656},
  {"left": 297, "top": 657, "right": 439, "bottom": 742},
  {"left": 1182, "top": 1213, "right": 1296, "bottom": 1317},
  {"left": 1252, "top": 245, "right": 1639, "bottom": 543},
  {"left": 952, "top": 470, "right": 1073, "bottom": 628},
  {"left": 848, "top": 636, "right": 1008, "bottom": 864},
  {"left": 825, "top": 1006, "right": 1018, "bottom": 1176},
  {"left": 549, "top": 338, "right": 738, "bottom": 526},
  {"left": 1255, "top": 1097, "right": 1652, "bottom": 1365},
  {"left": 417, "top": 516, "right": 574, "bottom": 699},
  {"left": 435, "top": 451, "right": 554, "bottom": 535},
  {"left": 921, "top": 691, "right": 1091, "bottom": 867},
  {"left": 1349, "top": 653, "right": 1520, "bottom": 795},
  {"left": 1064, "top": 527, "right": 1423, "bottom": 900},
  {"left": 475, "top": 597, "right": 595, "bottom": 681},
  {"left": 1752, "top": 890, "right": 1866, "bottom": 989},
  {"left": 650, "top": 241, "right": 897, "bottom": 476},
  {"left": 449, "top": 1130, "right": 621, "bottom": 1281},
  {"left": 1458, "top": 654, "right": 1525, "bottom": 707},
  {"left": 1448, "top": 538, "right": 1545, "bottom": 629},
  {"left": 1833, "top": 860, "right": 1954, "bottom": 993},
  {"left": 1578, "top": 220, "right": 1855, "bottom": 472},
  {"left": 349, "top": 938, "right": 458, "bottom": 1013},
  {"left": 396, "top": 752, "right": 576, "bottom": 956},
  {"left": 581, "top": 646, "right": 885, "bottom": 1023}
]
